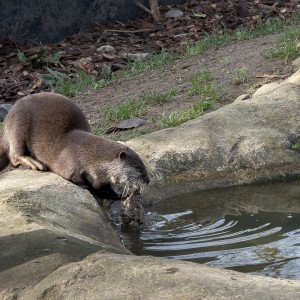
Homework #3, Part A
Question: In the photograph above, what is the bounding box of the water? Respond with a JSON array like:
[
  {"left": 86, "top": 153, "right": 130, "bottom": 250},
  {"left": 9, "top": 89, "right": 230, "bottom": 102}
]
[{"left": 120, "top": 180, "right": 300, "bottom": 279}]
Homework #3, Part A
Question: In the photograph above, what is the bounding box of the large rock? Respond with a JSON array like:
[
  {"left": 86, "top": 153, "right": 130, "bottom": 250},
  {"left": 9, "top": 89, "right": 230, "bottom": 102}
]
[
  {"left": 126, "top": 83, "right": 300, "bottom": 202},
  {"left": 0, "top": 170, "right": 128, "bottom": 297},
  {"left": 1, "top": 171, "right": 300, "bottom": 299},
  {"left": 23, "top": 252, "right": 300, "bottom": 300}
]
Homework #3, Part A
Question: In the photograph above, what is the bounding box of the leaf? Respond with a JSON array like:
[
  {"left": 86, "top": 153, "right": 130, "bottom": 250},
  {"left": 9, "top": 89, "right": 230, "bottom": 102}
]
[
  {"left": 192, "top": 11, "right": 206, "bottom": 18},
  {"left": 104, "top": 118, "right": 145, "bottom": 134}
]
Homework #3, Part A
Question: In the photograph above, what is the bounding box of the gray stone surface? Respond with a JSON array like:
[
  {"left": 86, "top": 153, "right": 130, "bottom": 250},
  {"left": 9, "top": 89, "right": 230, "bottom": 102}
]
[
  {"left": 126, "top": 83, "right": 300, "bottom": 202},
  {"left": 23, "top": 252, "right": 300, "bottom": 300},
  {"left": 0, "top": 170, "right": 128, "bottom": 297},
  {"left": 1, "top": 169, "right": 300, "bottom": 300}
]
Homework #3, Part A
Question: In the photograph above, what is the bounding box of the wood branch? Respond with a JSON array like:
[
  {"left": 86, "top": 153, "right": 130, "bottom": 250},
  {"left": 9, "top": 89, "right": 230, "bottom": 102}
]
[
  {"left": 132, "top": 0, "right": 152, "bottom": 15},
  {"left": 255, "top": 73, "right": 288, "bottom": 79},
  {"left": 149, "top": 0, "right": 161, "bottom": 21},
  {"left": 104, "top": 29, "right": 152, "bottom": 34},
  {"left": 132, "top": 0, "right": 161, "bottom": 22}
]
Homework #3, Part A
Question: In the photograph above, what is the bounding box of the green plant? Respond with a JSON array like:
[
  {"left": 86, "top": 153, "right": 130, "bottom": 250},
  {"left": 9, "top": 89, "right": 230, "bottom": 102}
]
[
  {"left": 161, "top": 100, "right": 211, "bottom": 128},
  {"left": 188, "top": 68, "right": 213, "bottom": 95},
  {"left": 262, "top": 28, "right": 300, "bottom": 63},
  {"left": 291, "top": 143, "right": 300, "bottom": 150},
  {"left": 188, "top": 68, "right": 222, "bottom": 101},
  {"left": 43, "top": 68, "right": 98, "bottom": 97},
  {"left": 101, "top": 64, "right": 112, "bottom": 77},
  {"left": 17, "top": 50, "right": 27, "bottom": 64},
  {"left": 91, "top": 124, "right": 110, "bottom": 135},
  {"left": 140, "top": 88, "right": 177, "bottom": 105},
  {"left": 31, "top": 48, "right": 61, "bottom": 68},
  {"left": 229, "top": 66, "right": 249, "bottom": 85},
  {"left": 118, "top": 52, "right": 178, "bottom": 77},
  {"left": 0, "top": 122, "right": 3, "bottom": 129}
]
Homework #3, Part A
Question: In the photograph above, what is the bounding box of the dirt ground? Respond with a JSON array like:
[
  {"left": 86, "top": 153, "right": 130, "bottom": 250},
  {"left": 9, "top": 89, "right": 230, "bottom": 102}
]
[
  {"left": 0, "top": 0, "right": 298, "bottom": 139},
  {"left": 74, "top": 31, "right": 294, "bottom": 138}
]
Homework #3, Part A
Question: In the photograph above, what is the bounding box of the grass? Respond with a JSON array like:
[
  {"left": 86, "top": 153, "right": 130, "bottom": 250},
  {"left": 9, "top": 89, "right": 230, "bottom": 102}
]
[
  {"left": 117, "top": 52, "right": 178, "bottom": 78},
  {"left": 161, "top": 101, "right": 211, "bottom": 128},
  {"left": 229, "top": 66, "right": 249, "bottom": 85},
  {"left": 42, "top": 68, "right": 109, "bottom": 97},
  {"left": 139, "top": 88, "right": 177, "bottom": 105},
  {"left": 38, "top": 12, "right": 300, "bottom": 140},
  {"left": 186, "top": 14, "right": 300, "bottom": 56},
  {"left": 262, "top": 28, "right": 300, "bottom": 63},
  {"left": 104, "top": 99, "right": 146, "bottom": 121},
  {"left": 41, "top": 12, "right": 300, "bottom": 99},
  {"left": 291, "top": 143, "right": 300, "bottom": 150},
  {"left": 188, "top": 67, "right": 223, "bottom": 101},
  {"left": 102, "top": 88, "right": 178, "bottom": 122},
  {"left": 0, "top": 122, "right": 3, "bottom": 129}
]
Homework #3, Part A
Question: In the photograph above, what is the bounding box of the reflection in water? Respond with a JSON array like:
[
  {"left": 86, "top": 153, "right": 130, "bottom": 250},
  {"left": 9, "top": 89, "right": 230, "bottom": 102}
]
[{"left": 120, "top": 180, "right": 300, "bottom": 279}]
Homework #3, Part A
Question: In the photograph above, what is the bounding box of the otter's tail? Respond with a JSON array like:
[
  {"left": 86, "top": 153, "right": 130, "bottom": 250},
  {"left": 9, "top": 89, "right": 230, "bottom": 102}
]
[{"left": 0, "top": 129, "right": 9, "bottom": 171}]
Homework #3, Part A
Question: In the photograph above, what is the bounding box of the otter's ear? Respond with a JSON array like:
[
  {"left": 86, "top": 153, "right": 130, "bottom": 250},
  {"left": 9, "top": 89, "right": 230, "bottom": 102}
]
[{"left": 119, "top": 151, "right": 127, "bottom": 160}]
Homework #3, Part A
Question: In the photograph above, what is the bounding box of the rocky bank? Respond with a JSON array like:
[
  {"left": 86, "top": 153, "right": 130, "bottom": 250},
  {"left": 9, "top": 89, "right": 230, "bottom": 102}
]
[{"left": 1, "top": 71, "right": 300, "bottom": 299}]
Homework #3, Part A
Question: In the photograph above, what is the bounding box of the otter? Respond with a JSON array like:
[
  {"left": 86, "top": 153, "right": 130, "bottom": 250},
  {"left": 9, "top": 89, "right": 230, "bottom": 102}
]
[{"left": 0, "top": 93, "right": 150, "bottom": 200}]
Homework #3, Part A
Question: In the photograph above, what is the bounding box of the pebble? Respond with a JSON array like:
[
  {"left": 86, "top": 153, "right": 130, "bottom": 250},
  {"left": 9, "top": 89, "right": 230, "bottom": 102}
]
[
  {"left": 164, "top": 9, "right": 184, "bottom": 18},
  {"left": 96, "top": 45, "right": 116, "bottom": 54}
]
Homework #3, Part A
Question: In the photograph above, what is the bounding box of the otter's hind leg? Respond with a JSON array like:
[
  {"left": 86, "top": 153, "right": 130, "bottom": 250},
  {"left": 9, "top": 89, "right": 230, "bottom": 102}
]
[
  {"left": 0, "top": 130, "right": 9, "bottom": 171},
  {"left": 5, "top": 115, "right": 47, "bottom": 171}
]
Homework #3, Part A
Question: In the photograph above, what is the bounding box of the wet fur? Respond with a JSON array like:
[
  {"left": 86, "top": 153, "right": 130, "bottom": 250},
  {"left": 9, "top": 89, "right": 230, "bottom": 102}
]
[{"left": 0, "top": 93, "right": 149, "bottom": 198}]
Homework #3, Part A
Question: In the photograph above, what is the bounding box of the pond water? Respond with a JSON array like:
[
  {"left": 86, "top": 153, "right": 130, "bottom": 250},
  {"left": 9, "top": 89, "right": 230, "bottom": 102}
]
[{"left": 119, "top": 180, "right": 300, "bottom": 279}]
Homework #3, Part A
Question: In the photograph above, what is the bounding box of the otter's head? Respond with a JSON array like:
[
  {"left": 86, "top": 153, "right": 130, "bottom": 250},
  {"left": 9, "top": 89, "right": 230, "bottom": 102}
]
[
  {"left": 110, "top": 148, "right": 150, "bottom": 199},
  {"left": 91, "top": 147, "right": 150, "bottom": 200}
]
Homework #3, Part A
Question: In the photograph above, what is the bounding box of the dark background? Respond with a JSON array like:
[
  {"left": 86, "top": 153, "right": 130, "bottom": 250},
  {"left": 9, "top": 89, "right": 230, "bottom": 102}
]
[{"left": 0, "top": 0, "right": 183, "bottom": 43}]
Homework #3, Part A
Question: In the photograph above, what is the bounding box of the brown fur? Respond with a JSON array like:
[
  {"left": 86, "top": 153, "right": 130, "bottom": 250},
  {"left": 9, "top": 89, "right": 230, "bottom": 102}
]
[{"left": 0, "top": 93, "right": 149, "bottom": 198}]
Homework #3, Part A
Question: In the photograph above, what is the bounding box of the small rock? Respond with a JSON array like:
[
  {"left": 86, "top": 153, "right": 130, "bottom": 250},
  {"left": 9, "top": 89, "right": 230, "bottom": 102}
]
[
  {"left": 164, "top": 9, "right": 184, "bottom": 18},
  {"left": 96, "top": 45, "right": 116, "bottom": 55},
  {"left": 292, "top": 57, "right": 300, "bottom": 70}
]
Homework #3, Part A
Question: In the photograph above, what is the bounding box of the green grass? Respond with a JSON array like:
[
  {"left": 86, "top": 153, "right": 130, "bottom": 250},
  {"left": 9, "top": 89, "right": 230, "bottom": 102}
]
[
  {"left": 102, "top": 88, "right": 178, "bottom": 122},
  {"left": 117, "top": 52, "right": 178, "bottom": 78},
  {"left": 291, "top": 143, "right": 300, "bottom": 150},
  {"left": 229, "top": 66, "right": 249, "bottom": 85},
  {"left": 139, "top": 88, "right": 177, "bottom": 105},
  {"left": 188, "top": 67, "right": 222, "bottom": 101},
  {"left": 103, "top": 99, "right": 146, "bottom": 121},
  {"left": 0, "top": 122, "right": 3, "bottom": 129},
  {"left": 186, "top": 14, "right": 300, "bottom": 56},
  {"left": 91, "top": 124, "right": 110, "bottom": 135},
  {"left": 161, "top": 100, "right": 211, "bottom": 128},
  {"left": 41, "top": 12, "right": 300, "bottom": 99},
  {"left": 262, "top": 28, "right": 300, "bottom": 63}
]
